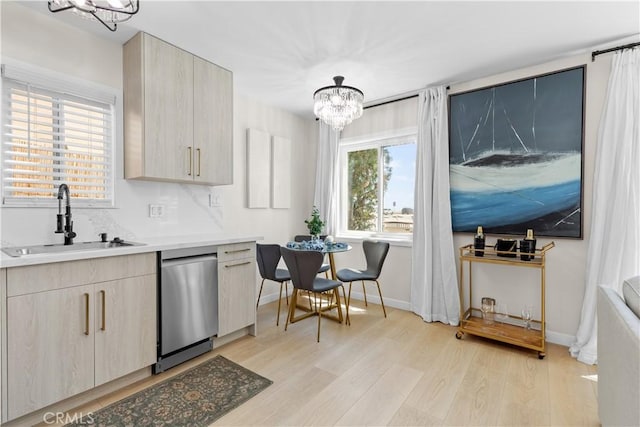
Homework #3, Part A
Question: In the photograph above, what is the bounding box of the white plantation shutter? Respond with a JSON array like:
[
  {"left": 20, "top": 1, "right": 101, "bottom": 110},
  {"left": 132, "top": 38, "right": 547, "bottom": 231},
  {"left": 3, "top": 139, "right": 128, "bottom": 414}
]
[{"left": 2, "top": 65, "right": 115, "bottom": 206}]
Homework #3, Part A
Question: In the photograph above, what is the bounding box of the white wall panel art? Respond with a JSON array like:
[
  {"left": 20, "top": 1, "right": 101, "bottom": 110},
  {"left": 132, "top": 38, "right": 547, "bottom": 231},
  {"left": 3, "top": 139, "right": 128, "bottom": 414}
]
[
  {"left": 271, "top": 136, "right": 291, "bottom": 208},
  {"left": 246, "top": 128, "right": 271, "bottom": 208}
]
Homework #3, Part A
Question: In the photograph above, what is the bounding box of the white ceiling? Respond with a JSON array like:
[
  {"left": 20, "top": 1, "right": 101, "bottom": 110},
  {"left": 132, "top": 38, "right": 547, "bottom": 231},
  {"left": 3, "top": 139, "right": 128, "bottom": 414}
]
[{"left": 26, "top": 1, "right": 640, "bottom": 118}]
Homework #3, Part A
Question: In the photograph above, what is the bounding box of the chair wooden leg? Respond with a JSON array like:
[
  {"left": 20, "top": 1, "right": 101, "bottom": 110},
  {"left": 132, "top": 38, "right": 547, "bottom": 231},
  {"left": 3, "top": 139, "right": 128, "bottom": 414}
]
[
  {"left": 341, "top": 285, "right": 350, "bottom": 326},
  {"left": 285, "top": 288, "right": 298, "bottom": 331},
  {"left": 375, "top": 280, "right": 387, "bottom": 318},
  {"left": 333, "top": 288, "right": 343, "bottom": 323},
  {"left": 276, "top": 281, "right": 284, "bottom": 326},
  {"left": 285, "top": 282, "right": 289, "bottom": 305},
  {"left": 256, "top": 279, "right": 266, "bottom": 309},
  {"left": 362, "top": 280, "right": 368, "bottom": 306},
  {"left": 316, "top": 291, "right": 322, "bottom": 342}
]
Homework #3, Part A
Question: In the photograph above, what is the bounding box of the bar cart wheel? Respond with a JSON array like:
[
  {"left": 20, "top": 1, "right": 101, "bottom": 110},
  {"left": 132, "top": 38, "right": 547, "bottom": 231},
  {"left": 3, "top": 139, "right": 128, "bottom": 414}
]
[{"left": 455, "top": 331, "right": 463, "bottom": 339}]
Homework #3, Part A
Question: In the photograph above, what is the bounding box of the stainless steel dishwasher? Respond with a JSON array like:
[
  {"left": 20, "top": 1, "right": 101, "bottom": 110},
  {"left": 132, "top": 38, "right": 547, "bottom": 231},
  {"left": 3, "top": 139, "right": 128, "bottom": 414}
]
[{"left": 155, "top": 246, "right": 218, "bottom": 373}]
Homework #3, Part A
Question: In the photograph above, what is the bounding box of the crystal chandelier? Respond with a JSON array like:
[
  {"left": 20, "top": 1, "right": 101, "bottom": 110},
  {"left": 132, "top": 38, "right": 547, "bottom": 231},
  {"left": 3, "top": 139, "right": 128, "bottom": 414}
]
[
  {"left": 313, "top": 76, "right": 364, "bottom": 131},
  {"left": 48, "top": 0, "right": 140, "bottom": 32}
]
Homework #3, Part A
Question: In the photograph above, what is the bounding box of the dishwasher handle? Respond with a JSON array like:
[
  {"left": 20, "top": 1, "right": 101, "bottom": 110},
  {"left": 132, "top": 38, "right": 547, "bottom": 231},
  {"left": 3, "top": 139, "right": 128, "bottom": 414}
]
[{"left": 161, "top": 254, "right": 217, "bottom": 268}]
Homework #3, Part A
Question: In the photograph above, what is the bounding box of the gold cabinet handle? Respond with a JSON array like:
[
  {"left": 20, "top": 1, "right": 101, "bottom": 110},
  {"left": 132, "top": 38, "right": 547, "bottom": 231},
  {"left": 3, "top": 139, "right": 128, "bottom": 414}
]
[
  {"left": 100, "top": 290, "right": 106, "bottom": 331},
  {"left": 187, "top": 146, "right": 193, "bottom": 176},
  {"left": 225, "top": 261, "right": 251, "bottom": 268},
  {"left": 196, "top": 148, "right": 201, "bottom": 177},
  {"left": 84, "top": 293, "right": 90, "bottom": 336},
  {"left": 224, "top": 248, "right": 251, "bottom": 255}
]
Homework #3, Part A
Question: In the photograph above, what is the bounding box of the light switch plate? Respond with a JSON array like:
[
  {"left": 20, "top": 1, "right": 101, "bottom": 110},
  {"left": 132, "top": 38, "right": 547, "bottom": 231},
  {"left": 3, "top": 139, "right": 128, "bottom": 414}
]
[{"left": 149, "top": 204, "right": 165, "bottom": 218}]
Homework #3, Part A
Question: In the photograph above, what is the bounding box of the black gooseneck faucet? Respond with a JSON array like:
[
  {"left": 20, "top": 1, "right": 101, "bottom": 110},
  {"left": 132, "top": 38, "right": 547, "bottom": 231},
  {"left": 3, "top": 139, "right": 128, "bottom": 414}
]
[{"left": 55, "top": 183, "right": 77, "bottom": 245}]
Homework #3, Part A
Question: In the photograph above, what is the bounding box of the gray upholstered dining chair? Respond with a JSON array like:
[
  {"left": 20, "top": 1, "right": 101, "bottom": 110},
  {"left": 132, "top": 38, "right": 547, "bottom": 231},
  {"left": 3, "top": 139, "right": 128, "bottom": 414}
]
[
  {"left": 294, "top": 235, "right": 330, "bottom": 277},
  {"left": 256, "top": 243, "right": 291, "bottom": 326},
  {"left": 336, "top": 240, "right": 390, "bottom": 318},
  {"left": 281, "top": 247, "right": 347, "bottom": 342}
]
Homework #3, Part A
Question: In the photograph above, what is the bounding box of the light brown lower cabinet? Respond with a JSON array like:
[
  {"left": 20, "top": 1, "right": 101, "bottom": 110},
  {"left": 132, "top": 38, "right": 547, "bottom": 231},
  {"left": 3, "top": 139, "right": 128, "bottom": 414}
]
[
  {"left": 94, "top": 275, "right": 156, "bottom": 386},
  {"left": 3, "top": 254, "right": 156, "bottom": 421},
  {"left": 8, "top": 284, "right": 96, "bottom": 419},
  {"left": 217, "top": 242, "right": 256, "bottom": 337}
]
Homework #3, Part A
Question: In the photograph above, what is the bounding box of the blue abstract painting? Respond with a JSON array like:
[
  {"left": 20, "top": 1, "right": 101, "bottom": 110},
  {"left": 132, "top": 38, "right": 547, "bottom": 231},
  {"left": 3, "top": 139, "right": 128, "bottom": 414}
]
[{"left": 449, "top": 66, "right": 584, "bottom": 238}]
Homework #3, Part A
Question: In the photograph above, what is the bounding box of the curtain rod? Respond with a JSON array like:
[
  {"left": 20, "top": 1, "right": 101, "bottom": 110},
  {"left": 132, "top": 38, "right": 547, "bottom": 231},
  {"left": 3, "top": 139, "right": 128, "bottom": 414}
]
[
  {"left": 364, "top": 85, "right": 451, "bottom": 110},
  {"left": 364, "top": 94, "right": 418, "bottom": 110},
  {"left": 592, "top": 41, "right": 640, "bottom": 61}
]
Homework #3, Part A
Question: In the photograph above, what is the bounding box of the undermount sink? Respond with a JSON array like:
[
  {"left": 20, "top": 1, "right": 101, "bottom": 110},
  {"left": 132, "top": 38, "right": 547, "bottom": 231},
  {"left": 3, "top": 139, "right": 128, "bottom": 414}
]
[{"left": 1, "top": 240, "right": 145, "bottom": 257}]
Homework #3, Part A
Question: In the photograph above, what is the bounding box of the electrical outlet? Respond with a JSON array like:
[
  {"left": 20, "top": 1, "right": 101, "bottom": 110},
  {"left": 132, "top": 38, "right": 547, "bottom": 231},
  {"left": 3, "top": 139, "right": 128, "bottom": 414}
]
[
  {"left": 209, "top": 193, "right": 222, "bottom": 207},
  {"left": 149, "top": 204, "right": 165, "bottom": 218}
]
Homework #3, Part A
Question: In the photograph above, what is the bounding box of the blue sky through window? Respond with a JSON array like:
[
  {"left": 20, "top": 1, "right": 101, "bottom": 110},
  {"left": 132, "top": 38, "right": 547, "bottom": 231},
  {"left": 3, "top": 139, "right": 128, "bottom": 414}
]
[{"left": 383, "top": 142, "right": 416, "bottom": 212}]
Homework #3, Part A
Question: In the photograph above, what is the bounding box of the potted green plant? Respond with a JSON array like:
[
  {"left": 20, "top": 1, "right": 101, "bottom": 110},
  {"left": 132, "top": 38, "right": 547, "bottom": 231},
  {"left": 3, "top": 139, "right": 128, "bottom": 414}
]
[{"left": 304, "top": 206, "right": 325, "bottom": 241}]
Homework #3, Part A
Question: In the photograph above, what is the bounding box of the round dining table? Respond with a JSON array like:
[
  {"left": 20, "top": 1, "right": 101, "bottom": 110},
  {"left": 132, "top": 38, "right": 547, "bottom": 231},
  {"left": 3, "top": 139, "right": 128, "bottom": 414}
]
[
  {"left": 283, "top": 240, "right": 352, "bottom": 324},
  {"left": 284, "top": 241, "right": 352, "bottom": 280}
]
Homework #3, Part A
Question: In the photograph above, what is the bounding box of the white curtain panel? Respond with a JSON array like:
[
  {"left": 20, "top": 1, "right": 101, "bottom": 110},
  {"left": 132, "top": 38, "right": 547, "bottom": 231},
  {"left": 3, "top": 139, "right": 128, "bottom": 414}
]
[
  {"left": 313, "top": 122, "right": 340, "bottom": 235},
  {"left": 411, "top": 86, "right": 460, "bottom": 325},
  {"left": 570, "top": 48, "right": 640, "bottom": 364}
]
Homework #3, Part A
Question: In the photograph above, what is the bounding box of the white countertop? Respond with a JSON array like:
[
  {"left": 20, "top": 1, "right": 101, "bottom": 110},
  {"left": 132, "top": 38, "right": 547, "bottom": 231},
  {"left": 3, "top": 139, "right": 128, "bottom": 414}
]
[{"left": 0, "top": 233, "right": 263, "bottom": 268}]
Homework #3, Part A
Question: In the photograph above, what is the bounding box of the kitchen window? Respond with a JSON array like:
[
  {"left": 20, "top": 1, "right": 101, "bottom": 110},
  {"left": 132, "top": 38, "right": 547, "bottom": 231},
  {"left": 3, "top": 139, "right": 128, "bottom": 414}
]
[
  {"left": 338, "top": 131, "right": 416, "bottom": 239},
  {"left": 1, "top": 64, "right": 115, "bottom": 207}
]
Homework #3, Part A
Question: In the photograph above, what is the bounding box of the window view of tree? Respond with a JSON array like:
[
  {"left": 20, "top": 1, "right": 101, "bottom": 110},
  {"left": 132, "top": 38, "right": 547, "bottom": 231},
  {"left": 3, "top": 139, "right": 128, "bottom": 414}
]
[
  {"left": 342, "top": 137, "right": 416, "bottom": 235},
  {"left": 347, "top": 147, "right": 392, "bottom": 231}
]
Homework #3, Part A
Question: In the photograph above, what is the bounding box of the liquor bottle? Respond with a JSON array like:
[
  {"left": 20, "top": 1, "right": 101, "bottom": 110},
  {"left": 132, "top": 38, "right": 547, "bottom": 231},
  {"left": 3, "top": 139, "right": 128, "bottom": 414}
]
[
  {"left": 520, "top": 229, "right": 536, "bottom": 261},
  {"left": 474, "top": 226, "right": 485, "bottom": 257}
]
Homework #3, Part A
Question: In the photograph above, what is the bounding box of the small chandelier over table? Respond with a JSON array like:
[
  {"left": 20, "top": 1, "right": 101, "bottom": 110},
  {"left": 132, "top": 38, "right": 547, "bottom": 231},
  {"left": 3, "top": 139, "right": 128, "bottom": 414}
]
[
  {"left": 48, "top": 0, "right": 140, "bottom": 32},
  {"left": 313, "top": 76, "right": 364, "bottom": 131}
]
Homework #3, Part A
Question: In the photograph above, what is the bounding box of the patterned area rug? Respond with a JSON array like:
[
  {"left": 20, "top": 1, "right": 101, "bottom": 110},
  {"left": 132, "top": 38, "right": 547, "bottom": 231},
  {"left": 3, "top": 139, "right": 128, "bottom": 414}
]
[{"left": 67, "top": 355, "right": 272, "bottom": 427}]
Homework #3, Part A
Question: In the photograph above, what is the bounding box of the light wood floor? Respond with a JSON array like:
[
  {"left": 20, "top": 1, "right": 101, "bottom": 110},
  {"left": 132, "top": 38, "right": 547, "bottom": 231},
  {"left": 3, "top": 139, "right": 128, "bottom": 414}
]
[{"left": 48, "top": 299, "right": 599, "bottom": 426}]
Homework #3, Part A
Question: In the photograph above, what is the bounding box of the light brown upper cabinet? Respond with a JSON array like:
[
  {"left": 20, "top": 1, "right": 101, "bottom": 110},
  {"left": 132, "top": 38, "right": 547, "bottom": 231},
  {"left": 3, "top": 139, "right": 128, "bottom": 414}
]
[{"left": 124, "top": 32, "right": 233, "bottom": 185}]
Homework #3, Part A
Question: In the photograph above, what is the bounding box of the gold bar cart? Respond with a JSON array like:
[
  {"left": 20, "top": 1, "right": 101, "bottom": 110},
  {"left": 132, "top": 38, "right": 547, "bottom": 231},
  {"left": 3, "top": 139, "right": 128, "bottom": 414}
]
[{"left": 455, "top": 241, "right": 555, "bottom": 359}]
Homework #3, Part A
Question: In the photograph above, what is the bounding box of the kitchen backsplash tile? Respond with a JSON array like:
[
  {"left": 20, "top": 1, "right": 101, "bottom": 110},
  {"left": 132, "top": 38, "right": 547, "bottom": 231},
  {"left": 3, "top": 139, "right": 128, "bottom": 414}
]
[{"left": 0, "top": 180, "right": 224, "bottom": 247}]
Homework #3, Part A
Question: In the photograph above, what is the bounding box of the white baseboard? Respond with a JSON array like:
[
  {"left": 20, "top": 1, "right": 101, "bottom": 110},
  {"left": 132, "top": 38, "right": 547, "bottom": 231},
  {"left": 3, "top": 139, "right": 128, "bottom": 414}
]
[
  {"left": 545, "top": 330, "right": 575, "bottom": 347},
  {"left": 346, "top": 291, "right": 411, "bottom": 311},
  {"left": 257, "top": 291, "right": 283, "bottom": 306}
]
